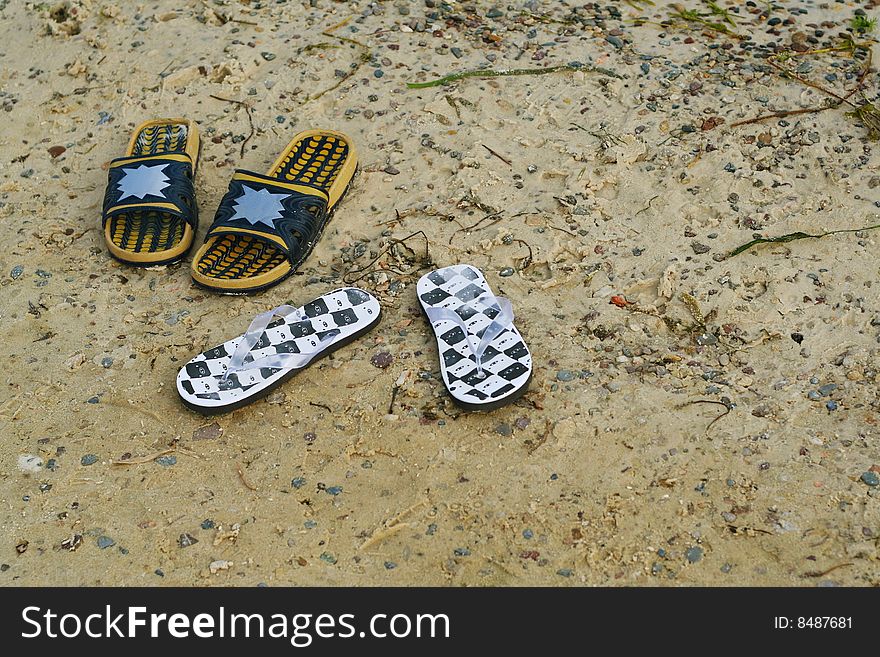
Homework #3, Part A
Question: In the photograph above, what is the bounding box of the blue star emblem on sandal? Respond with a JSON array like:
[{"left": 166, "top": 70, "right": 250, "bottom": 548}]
[{"left": 229, "top": 186, "right": 290, "bottom": 228}]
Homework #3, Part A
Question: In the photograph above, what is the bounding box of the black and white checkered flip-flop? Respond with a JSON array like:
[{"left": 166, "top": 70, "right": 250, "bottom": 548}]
[
  {"left": 177, "top": 288, "right": 381, "bottom": 414},
  {"left": 417, "top": 264, "right": 532, "bottom": 411}
]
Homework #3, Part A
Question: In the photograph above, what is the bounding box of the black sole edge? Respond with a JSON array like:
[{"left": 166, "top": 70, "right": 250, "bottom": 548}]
[
  {"left": 179, "top": 308, "right": 381, "bottom": 416},
  {"left": 191, "top": 164, "right": 358, "bottom": 296}
]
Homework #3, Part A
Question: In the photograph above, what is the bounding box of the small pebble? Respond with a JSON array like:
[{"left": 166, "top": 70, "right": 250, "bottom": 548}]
[
  {"left": 556, "top": 370, "right": 577, "bottom": 382},
  {"left": 371, "top": 351, "right": 394, "bottom": 368},
  {"left": 499, "top": 267, "right": 515, "bottom": 277},
  {"left": 155, "top": 455, "right": 176, "bottom": 467},
  {"left": 80, "top": 454, "right": 98, "bottom": 466},
  {"left": 178, "top": 533, "right": 198, "bottom": 548},
  {"left": 453, "top": 547, "right": 471, "bottom": 557},
  {"left": 201, "top": 519, "right": 215, "bottom": 530},
  {"left": 326, "top": 486, "right": 343, "bottom": 496},
  {"left": 291, "top": 476, "right": 306, "bottom": 489},
  {"left": 685, "top": 546, "right": 703, "bottom": 563},
  {"left": 860, "top": 472, "right": 880, "bottom": 487},
  {"left": 97, "top": 536, "right": 115, "bottom": 549}
]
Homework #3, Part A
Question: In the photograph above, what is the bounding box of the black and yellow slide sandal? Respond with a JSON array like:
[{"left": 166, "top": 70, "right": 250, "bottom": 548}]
[
  {"left": 190, "top": 129, "right": 357, "bottom": 294},
  {"left": 101, "top": 118, "right": 200, "bottom": 266}
]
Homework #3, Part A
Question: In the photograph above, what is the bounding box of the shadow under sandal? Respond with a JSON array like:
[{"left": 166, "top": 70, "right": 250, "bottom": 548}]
[
  {"left": 102, "top": 118, "right": 199, "bottom": 266},
  {"left": 417, "top": 264, "right": 533, "bottom": 411},
  {"left": 191, "top": 129, "right": 357, "bottom": 294},
  {"left": 177, "top": 287, "right": 381, "bottom": 414}
]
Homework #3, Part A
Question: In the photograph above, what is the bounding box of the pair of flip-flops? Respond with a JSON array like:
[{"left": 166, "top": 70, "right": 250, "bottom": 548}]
[
  {"left": 177, "top": 265, "right": 533, "bottom": 414},
  {"left": 102, "top": 118, "right": 356, "bottom": 294}
]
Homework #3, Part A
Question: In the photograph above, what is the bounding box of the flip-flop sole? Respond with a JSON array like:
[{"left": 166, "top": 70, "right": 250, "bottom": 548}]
[
  {"left": 177, "top": 287, "right": 380, "bottom": 414},
  {"left": 417, "top": 265, "right": 533, "bottom": 412}
]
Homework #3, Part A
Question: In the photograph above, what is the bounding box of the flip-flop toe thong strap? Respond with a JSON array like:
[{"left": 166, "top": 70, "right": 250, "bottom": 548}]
[
  {"left": 222, "top": 305, "right": 334, "bottom": 380},
  {"left": 426, "top": 294, "right": 514, "bottom": 378}
]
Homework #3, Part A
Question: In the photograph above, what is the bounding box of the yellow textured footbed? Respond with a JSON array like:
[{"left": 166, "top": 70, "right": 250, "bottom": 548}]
[
  {"left": 191, "top": 130, "right": 357, "bottom": 292},
  {"left": 104, "top": 118, "right": 199, "bottom": 264}
]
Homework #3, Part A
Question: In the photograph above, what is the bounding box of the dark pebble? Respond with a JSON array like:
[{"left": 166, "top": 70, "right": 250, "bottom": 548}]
[
  {"left": 178, "top": 533, "right": 198, "bottom": 548},
  {"left": 371, "top": 351, "right": 394, "bottom": 368},
  {"left": 499, "top": 267, "right": 515, "bottom": 277},
  {"left": 860, "top": 472, "right": 880, "bottom": 487},
  {"left": 201, "top": 519, "right": 215, "bottom": 530},
  {"left": 80, "top": 454, "right": 98, "bottom": 466},
  {"left": 155, "top": 455, "right": 176, "bottom": 467}
]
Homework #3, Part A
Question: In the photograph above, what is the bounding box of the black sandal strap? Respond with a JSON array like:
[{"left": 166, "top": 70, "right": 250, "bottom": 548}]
[
  {"left": 204, "top": 170, "right": 330, "bottom": 260},
  {"left": 102, "top": 153, "right": 197, "bottom": 228}
]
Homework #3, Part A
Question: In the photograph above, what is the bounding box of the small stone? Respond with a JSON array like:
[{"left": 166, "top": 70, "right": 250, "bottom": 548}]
[
  {"left": 720, "top": 563, "right": 732, "bottom": 573},
  {"left": 192, "top": 422, "right": 223, "bottom": 441},
  {"left": 826, "top": 400, "right": 838, "bottom": 411},
  {"left": 384, "top": 561, "right": 397, "bottom": 570},
  {"left": 453, "top": 547, "right": 470, "bottom": 557},
  {"left": 606, "top": 35, "right": 624, "bottom": 48},
  {"left": 210, "top": 559, "right": 233, "bottom": 574},
  {"left": 17, "top": 455, "right": 43, "bottom": 473},
  {"left": 451, "top": 47, "right": 463, "bottom": 58},
  {"left": 303, "top": 432, "right": 317, "bottom": 443},
  {"left": 495, "top": 423, "right": 512, "bottom": 436},
  {"left": 486, "top": 7, "right": 503, "bottom": 18},
  {"left": 80, "top": 454, "right": 98, "bottom": 466},
  {"left": 383, "top": 165, "right": 399, "bottom": 175},
  {"left": 685, "top": 546, "right": 703, "bottom": 563},
  {"left": 326, "top": 486, "right": 343, "bottom": 496},
  {"left": 556, "top": 568, "right": 573, "bottom": 577},
  {"left": 87, "top": 396, "right": 100, "bottom": 404},
  {"left": 556, "top": 369, "right": 577, "bottom": 382},
  {"left": 48, "top": 145, "right": 66, "bottom": 158},
  {"left": 178, "top": 533, "right": 198, "bottom": 548},
  {"left": 695, "top": 333, "right": 717, "bottom": 346},
  {"left": 319, "top": 552, "right": 337, "bottom": 564},
  {"left": 371, "top": 351, "right": 394, "bottom": 368},
  {"left": 522, "top": 529, "right": 533, "bottom": 539},
  {"left": 260, "top": 52, "right": 276, "bottom": 61},
  {"left": 155, "top": 569, "right": 164, "bottom": 577},
  {"left": 818, "top": 383, "right": 837, "bottom": 396},
  {"left": 96, "top": 536, "right": 115, "bottom": 549},
  {"left": 373, "top": 69, "right": 384, "bottom": 78},
  {"left": 10, "top": 265, "right": 23, "bottom": 279},
  {"left": 499, "top": 267, "right": 515, "bottom": 277},
  {"left": 860, "top": 471, "right": 880, "bottom": 487},
  {"left": 155, "top": 455, "right": 176, "bottom": 467},
  {"left": 691, "top": 241, "right": 710, "bottom": 255},
  {"left": 201, "top": 519, "right": 215, "bottom": 530},
  {"left": 291, "top": 477, "right": 306, "bottom": 489}
]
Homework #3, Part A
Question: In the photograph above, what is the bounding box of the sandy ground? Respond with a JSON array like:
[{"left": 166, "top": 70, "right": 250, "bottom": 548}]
[{"left": 1, "top": 0, "right": 879, "bottom": 586}]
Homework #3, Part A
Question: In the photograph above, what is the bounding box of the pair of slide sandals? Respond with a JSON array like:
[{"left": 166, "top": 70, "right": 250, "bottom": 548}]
[
  {"left": 102, "top": 119, "right": 356, "bottom": 294},
  {"left": 177, "top": 265, "right": 532, "bottom": 414}
]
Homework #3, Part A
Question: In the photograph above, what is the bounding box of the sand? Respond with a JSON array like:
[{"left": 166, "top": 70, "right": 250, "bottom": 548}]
[{"left": 1, "top": 0, "right": 879, "bottom": 586}]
